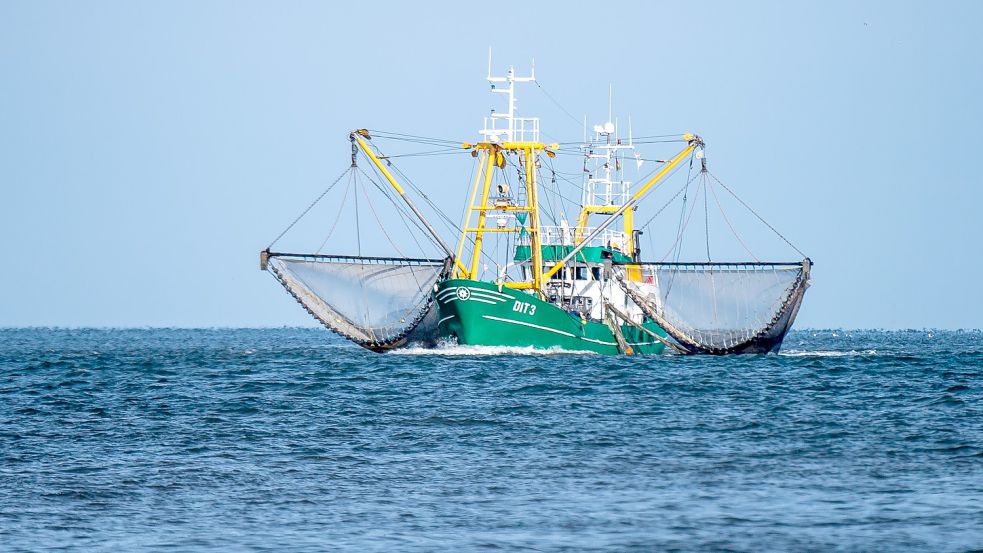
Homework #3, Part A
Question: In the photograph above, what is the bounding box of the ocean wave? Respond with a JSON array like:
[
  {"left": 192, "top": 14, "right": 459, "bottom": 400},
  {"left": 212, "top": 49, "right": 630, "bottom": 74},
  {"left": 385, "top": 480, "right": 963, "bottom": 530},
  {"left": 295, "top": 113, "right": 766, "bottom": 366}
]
[
  {"left": 779, "top": 349, "right": 878, "bottom": 357},
  {"left": 389, "top": 342, "right": 597, "bottom": 356}
]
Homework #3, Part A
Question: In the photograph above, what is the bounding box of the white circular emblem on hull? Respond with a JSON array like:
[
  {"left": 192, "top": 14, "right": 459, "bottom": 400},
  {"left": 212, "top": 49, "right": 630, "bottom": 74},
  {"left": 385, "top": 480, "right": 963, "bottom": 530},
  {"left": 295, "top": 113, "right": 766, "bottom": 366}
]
[{"left": 456, "top": 288, "right": 471, "bottom": 301}]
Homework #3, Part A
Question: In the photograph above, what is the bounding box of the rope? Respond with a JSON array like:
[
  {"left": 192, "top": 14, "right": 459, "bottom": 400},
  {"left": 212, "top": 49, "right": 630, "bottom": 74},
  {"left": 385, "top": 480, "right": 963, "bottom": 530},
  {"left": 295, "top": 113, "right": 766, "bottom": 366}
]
[
  {"left": 703, "top": 175, "right": 711, "bottom": 262},
  {"left": 403, "top": 173, "right": 461, "bottom": 234},
  {"left": 537, "top": 166, "right": 558, "bottom": 226},
  {"left": 359, "top": 180, "right": 408, "bottom": 259},
  {"left": 315, "top": 173, "right": 354, "bottom": 254},
  {"left": 535, "top": 81, "right": 584, "bottom": 128},
  {"left": 382, "top": 149, "right": 464, "bottom": 236},
  {"left": 636, "top": 170, "right": 703, "bottom": 231},
  {"left": 454, "top": 156, "right": 479, "bottom": 269},
  {"left": 707, "top": 176, "right": 760, "bottom": 262},
  {"left": 352, "top": 140, "right": 454, "bottom": 257},
  {"left": 365, "top": 129, "right": 461, "bottom": 145},
  {"left": 356, "top": 183, "right": 434, "bottom": 321},
  {"left": 382, "top": 148, "right": 472, "bottom": 158},
  {"left": 540, "top": 158, "right": 584, "bottom": 210},
  {"left": 661, "top": 172, "right": 705, "bottom": 262},
  {"left": 356, "top": 166, "right": 431, "bottom": 257},
  {"left": 707, "top": 170, "right": 807, "bottom": 258},
  {"left": 353, "top": 171, "right": 362, "bottom": 256},
  {"left": 267, "top": 167, "right": 351, "bottom": 249},
  {"left": 672, "top": 155, "right": 696, "bottom": 264}
]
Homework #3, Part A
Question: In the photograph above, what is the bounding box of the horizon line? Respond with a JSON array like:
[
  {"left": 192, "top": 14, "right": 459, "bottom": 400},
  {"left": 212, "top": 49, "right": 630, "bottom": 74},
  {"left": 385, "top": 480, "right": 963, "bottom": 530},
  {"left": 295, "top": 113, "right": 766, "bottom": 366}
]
[{"left": 1, "top": 326, "right": 980, "bottom": 332}]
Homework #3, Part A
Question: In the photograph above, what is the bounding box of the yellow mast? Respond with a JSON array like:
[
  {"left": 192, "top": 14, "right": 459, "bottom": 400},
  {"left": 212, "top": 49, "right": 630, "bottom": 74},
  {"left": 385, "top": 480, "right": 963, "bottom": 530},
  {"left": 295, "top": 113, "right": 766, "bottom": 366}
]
[
  {"left": 452, "top": 63, "right": 698, "bottom": 298},
  {"left": 524, "top": 145, "right": 544, "bottom": 292},
  {"left": 456, "top": 140, "right": 557, "bottom": 295},
  {"left": 452, "top": 149, "right": 487, "bottom": 279},
  {"left": 468, "top": 146, "right": 497, "bottom": 278},
  {"left": 451, "top": 61, "right": 561, "bottom": 296}
]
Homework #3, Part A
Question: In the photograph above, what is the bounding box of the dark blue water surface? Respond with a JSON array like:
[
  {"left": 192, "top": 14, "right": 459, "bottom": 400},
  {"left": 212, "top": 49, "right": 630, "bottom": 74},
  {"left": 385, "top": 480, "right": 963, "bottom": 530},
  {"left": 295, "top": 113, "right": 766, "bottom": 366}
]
[{"left": 1, "top": 329, "right": 981, "bottom": 551}]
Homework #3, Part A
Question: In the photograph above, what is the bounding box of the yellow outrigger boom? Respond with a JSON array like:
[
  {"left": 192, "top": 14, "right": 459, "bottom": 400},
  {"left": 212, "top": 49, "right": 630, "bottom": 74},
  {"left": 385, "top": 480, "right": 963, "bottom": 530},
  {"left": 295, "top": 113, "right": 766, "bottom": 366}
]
[
  {"left": 540, "top": 133, "right": 703, "bottom": 282},
  {"left": 351, "top": 130, "right": 457, "bottom": 262}
]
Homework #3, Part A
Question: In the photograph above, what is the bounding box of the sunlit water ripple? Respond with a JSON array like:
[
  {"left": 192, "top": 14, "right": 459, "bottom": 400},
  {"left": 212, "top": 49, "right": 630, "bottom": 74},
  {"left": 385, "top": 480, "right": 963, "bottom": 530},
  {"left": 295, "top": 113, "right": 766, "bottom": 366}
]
[{"left": 1, "top": 329, "right": 981, "bottom": 551}]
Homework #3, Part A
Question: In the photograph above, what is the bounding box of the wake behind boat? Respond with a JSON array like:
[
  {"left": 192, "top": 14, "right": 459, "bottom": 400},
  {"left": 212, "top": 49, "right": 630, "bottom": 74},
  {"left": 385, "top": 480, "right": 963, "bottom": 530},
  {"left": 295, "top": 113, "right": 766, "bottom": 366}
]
[{"left": 261, "top": 62, "right": 811, "bottom": 355}]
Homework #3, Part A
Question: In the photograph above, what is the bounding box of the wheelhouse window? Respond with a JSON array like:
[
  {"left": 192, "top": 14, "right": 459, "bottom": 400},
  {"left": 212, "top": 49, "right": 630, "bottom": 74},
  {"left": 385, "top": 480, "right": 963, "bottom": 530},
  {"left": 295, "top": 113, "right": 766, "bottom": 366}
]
[
  {"left": 545, "top": 266, "right": 573, "bottom": 280},
  {"left": 567, "top": 265, "right": 603, "bottom": 281}
]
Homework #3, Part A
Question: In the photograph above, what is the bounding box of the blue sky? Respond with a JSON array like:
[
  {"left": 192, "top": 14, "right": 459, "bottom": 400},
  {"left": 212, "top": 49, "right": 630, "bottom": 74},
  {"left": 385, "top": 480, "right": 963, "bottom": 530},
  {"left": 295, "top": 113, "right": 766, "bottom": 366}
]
[{"left": 1, "top": 1, "right": 980, "bottom": 328}]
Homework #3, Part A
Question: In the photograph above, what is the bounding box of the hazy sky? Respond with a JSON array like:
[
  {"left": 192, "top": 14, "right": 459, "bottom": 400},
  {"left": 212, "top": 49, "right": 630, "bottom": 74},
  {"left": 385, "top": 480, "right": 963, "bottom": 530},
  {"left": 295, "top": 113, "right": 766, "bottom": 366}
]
[{"left": 2, "top": 1, "right": 981, "bottom": 329}]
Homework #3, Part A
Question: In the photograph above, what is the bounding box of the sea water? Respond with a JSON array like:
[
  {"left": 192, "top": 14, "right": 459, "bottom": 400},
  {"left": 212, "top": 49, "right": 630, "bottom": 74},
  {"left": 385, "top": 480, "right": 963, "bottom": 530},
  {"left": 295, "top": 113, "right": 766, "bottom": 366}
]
[{"left": 0, "top": 329, "right": 981, "bottom": 551}]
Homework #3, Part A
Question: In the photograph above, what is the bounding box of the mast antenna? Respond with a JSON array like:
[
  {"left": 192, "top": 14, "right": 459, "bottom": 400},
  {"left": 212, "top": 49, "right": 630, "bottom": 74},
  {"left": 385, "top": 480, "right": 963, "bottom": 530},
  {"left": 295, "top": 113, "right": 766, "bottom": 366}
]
[
  {"left": 481, "top": 59, "right": 538, "bottom": 143},
  {"left": 608, "top": 84, "right": 613, "bottom": 125}
]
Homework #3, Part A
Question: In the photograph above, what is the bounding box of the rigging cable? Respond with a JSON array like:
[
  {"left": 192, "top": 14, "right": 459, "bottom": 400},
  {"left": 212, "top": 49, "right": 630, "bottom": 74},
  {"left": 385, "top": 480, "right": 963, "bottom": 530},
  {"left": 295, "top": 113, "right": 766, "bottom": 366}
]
[
  {"left": 537, "top": 165, "right": 559, "bottom": 226},
  {"left": 356, "top": 140, "right": 462, "bottom": 250},
  {"left": 535, "top": 81, "right": 586, "bottom": 128},
  {"left": 359, "top": 177, "right": 409, "bottom": 259},
  {"left": 315, "top": 172, "right": 355, "bottom": 254},
  {"left": 360, "top": 148, "right": 504, "bottom": 269},
  {"left": 365, "top": 129, "right": 461, "bottom": 145},
  {"left": 386, "top": 152, "right": 466, "bottom": 236},
  {"left": 356, "top": 165, "right": 432, "bottom": 257},
  {"left": 454, "top": 155, "right": 480, "bottom": 267},
  {"left": 353, "top": 170, "right": 362, "bottom": 256},
  {"left": 661, "top": 167, "right": 706, "bottom": 262},
  {"left": 267, "top": 166, "right": 351, "bottom": 249},
  {"left": 703, "top": 174, "right": 711, "bottom": 262},
  {"left": 381, "top": 148, "right": 472, "bottom": 159},
  {"left": 355, "top": 181, "right": 433, "bottom": 308},
  {"left": 671, "top": 154, "right": 697, "bottom": 264},
  {"left": 542, "top": 156, "right": 592, "bottom": 211},
  {"left": 707, "top": 170, "right": 807, "bottom": 258},
  {"left": 635, "top": 169, "right": 704, "bottom": 232},
  {"left": 706, "top": 175, "right": 760, "bottom": 262}
]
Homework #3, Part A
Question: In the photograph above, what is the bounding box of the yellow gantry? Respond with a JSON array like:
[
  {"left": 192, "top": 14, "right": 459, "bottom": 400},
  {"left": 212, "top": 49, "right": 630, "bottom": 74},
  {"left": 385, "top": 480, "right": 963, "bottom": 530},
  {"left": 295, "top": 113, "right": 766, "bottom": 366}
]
[
  {"left": 453, "top": 141, "right": 556, "bottom": 297},
  {"left": 355, "top": 128, "right": 701, "bottom": 298}
]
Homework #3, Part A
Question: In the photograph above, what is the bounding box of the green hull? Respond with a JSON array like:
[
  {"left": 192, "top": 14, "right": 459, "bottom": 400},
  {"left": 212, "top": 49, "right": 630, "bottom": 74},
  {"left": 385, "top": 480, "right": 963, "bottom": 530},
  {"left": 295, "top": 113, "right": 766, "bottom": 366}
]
[{"left": 435, "top": 279, "right": 666, "bottom": 354}]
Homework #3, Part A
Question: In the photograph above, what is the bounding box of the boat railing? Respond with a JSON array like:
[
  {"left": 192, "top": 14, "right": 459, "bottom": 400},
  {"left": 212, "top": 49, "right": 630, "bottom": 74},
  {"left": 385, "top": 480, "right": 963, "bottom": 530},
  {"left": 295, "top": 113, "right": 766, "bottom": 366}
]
[
  {"left": 480, "top": 116, "right": 540, "bottom": 143},
  {"left": 519, "top": 226, "right": 627, "bottom": 250},
  {"left": 584, "top": 179, "right": 631, "bottom": 207}
]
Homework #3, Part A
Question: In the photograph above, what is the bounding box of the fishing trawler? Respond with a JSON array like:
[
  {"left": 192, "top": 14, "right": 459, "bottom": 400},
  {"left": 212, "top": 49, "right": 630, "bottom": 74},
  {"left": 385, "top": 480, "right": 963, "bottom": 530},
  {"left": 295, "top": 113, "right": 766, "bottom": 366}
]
[{"left": 260, "top": 62, "right": 811, "bottom": 355}]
